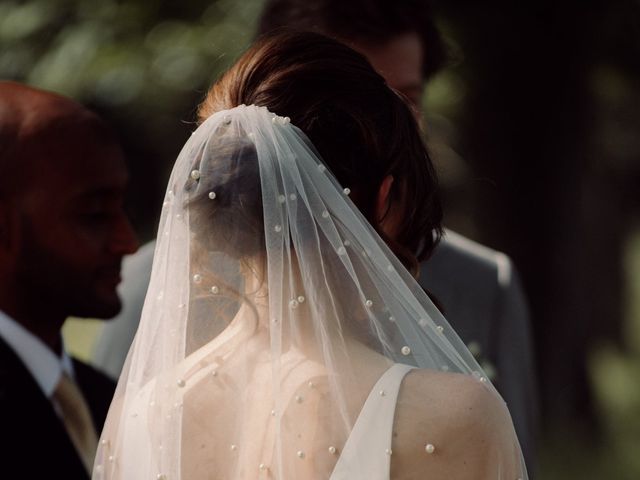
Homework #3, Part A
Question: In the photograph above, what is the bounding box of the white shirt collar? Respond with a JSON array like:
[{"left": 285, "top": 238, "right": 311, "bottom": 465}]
[{"left": 0, "top": 309, "right": 74, "bottom": 397}]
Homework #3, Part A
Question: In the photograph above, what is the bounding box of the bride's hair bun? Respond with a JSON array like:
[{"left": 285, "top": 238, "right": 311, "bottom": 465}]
[{"left": 197, "top": 30, "right": 443, "bottom": 274}]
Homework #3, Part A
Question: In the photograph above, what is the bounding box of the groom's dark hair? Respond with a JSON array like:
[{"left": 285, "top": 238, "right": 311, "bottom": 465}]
[
  {"left": 257, "top": 0, "right": 449, "bottom": 81},
  {"left": 197, "top": 31, "right": 443, "bottom": 275}
]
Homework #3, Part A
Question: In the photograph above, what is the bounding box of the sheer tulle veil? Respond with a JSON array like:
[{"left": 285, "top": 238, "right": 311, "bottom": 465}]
[
  {"left": 93, "top": 102, "right": 527, "bottom": 479},
  {"left": 92, "top": 27, "right": 528, "bottom": 478}
]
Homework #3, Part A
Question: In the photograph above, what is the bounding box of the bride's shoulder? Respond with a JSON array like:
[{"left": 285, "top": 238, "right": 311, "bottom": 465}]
[
  {"left": 392, "top": 369, "right": 521, "bottom": 479},
  {"left": 400, "top": 368, "right": 508, "bottom": 424}
]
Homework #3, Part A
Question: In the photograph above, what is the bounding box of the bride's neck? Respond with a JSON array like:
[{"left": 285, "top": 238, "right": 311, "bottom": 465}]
[{"left": 231, "top": 267, "right": 348, "bottom": 362}]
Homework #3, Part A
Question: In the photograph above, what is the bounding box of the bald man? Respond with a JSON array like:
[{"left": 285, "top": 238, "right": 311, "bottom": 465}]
[{"left": 0, "top": 82, "right": 138, "bottom": 478}]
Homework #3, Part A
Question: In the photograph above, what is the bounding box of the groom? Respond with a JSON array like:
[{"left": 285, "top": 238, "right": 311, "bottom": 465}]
[{"left": 0, "top": 82, "right": 138, "bottom": 478}]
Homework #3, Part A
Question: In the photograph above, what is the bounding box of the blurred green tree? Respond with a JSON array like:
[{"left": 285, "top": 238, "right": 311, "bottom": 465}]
[{"left": 0, "top": 0, "right": 263, "bottom": 237}]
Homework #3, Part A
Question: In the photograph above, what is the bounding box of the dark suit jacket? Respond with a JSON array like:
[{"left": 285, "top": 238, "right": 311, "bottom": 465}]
[{"left": 0, "top": 337, "right": 115, "bottom": 479}]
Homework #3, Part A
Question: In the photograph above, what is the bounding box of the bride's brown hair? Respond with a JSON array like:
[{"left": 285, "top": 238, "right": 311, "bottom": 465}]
[{"left": 198, "top": 30, "right": 442, "bottom": 275}]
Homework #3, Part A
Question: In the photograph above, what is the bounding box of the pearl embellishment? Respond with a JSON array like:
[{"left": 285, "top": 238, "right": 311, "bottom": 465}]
[
  {"left": 436, "top": 325, "right": 444, "bottom": 333},
  {"left": 208, "top": 191, "right": 217, "bottom": 200},
  {"left": 177, "top": 379, "right": 186, "bottom": 388},
  {"left": 297, "top": 295, "right": 305, "bottom": 303},
  {"left": 401, "top": 346, "right": 411, "bottom": 356},
  {"left": 210, "top": 286, "right": 219, "bottom": 294},
  {"left": 193, "top": 274, "right": 202, "bottom": 284},
  {"left": 328, "top": 446, "right": 337, "bottom": 454},
  {"left": 297, "top": 450, "right": 305, "bottom": 459},
  {"left": 274, "top": 225, "right": 282, "bottom": 232},
  {"left": 271, "top": 115, "right": 290, "bottom": 125},
  {"left": 230, "top": 444, "right": 237, "bottom": 451},
  {"left": 343, "top": 188, "right": 351, "bottom": 195},
  {"left": 365, "top": 300, "right": 373, "bottom": 307},
  {"left": 425, "top": 443, "right": 435, "bottom": 454},
  {"left": 190, "top": 169, "right": 201, "bottom": 180},
  {"left": 321, "top": 210, "right": 329, "bottom": 218},
  {"left": 385, "top": 448, "right": 393, "bottom": 455},
  {"left": 259, "top": 463, "right": 267, "bottom": 471}
]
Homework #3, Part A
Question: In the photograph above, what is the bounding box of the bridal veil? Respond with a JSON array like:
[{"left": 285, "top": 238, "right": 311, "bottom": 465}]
[{"left": 94, "top": 33, "right": 527, "bottom": 480}]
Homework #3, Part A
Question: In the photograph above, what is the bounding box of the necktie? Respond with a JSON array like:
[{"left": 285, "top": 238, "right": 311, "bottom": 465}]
[{"left": 53, "top": 372, "right": 99, "bottom": 474}]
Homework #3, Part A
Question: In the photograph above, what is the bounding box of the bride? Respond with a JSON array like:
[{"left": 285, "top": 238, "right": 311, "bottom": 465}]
[{"left": 94, "top": 31, "right": 527, "bottom": 479}]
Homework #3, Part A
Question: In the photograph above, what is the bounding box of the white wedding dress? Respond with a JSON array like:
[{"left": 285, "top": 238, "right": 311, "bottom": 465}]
[{"left": 329, "top": 363, "right": 414, "bottom": 479}]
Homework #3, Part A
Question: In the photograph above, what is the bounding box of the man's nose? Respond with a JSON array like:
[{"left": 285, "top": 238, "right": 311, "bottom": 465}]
[{"left": 109, "top": 214, "right": 139, "bottom": 256}]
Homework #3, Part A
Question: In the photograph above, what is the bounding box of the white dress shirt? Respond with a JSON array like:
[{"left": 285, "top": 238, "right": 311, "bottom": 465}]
[{"left": 0, "top": 309, "right": 74, "bottom": 399}]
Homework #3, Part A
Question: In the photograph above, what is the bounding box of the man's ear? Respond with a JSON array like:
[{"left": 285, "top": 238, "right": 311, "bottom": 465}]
[{"left": 376, "top": 174, "right": 394, "bottom": 225}]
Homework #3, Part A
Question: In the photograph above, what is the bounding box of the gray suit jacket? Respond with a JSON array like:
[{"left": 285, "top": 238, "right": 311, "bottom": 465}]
[{"left": 93, "top": 230, "right": 538, "bottom": 472}]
